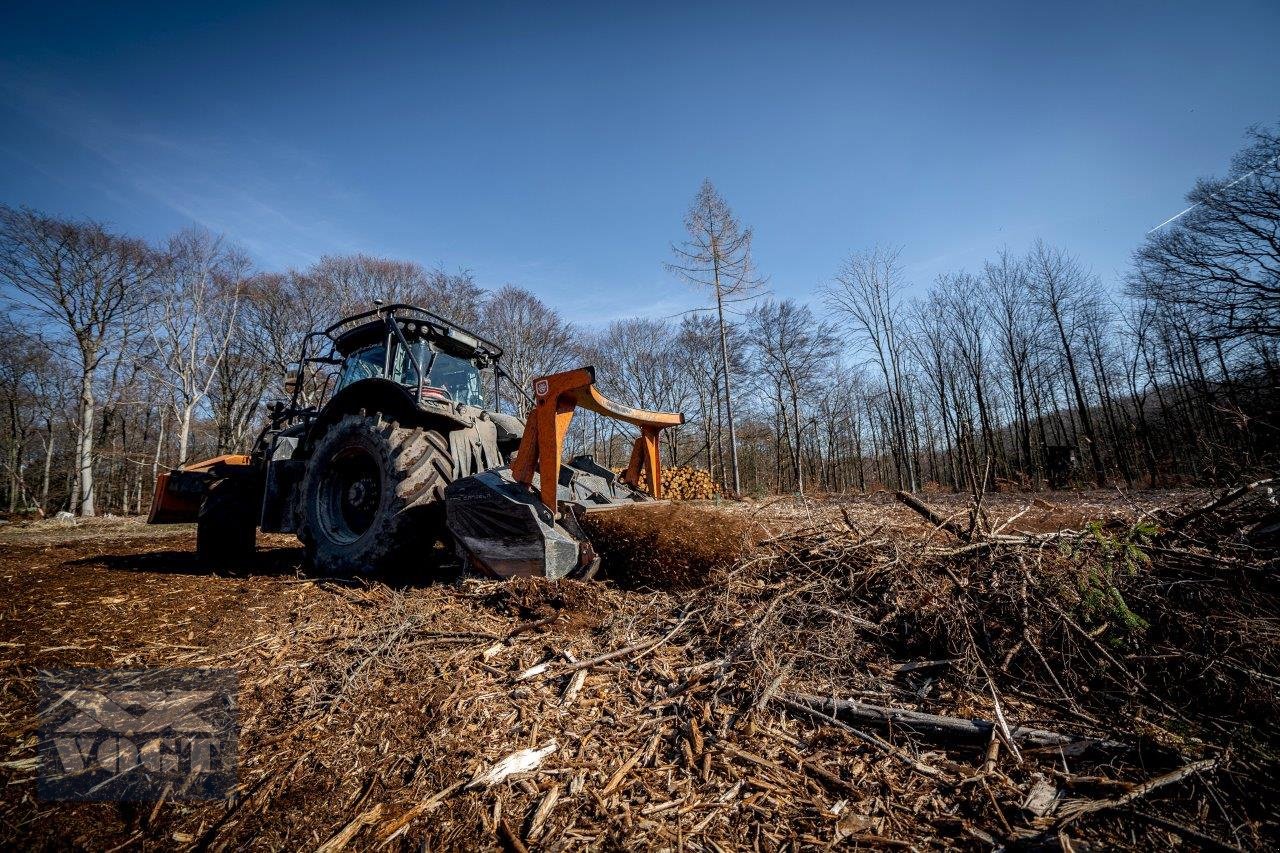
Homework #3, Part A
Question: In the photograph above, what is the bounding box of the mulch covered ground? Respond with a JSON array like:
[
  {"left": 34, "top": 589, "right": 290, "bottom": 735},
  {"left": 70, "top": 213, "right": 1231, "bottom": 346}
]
[{"left": 0, "top": 485, "right": 1277, "bottom": 851}]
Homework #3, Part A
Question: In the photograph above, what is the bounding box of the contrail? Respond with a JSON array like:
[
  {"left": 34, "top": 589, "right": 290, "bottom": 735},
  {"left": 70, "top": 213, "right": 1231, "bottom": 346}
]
[{"left": 1147, "top": 153, "right": 1280, "bottom": 234}]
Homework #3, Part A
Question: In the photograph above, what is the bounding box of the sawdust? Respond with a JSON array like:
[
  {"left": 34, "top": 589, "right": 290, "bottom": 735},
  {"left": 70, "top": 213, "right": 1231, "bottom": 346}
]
[{"left": 580, "top": 503, "right": 758, "bottom": 589}]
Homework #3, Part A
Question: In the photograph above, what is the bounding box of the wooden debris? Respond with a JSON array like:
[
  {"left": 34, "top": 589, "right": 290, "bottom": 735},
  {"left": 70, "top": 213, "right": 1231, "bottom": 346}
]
[
  {"left": 2, "top": 487, "right": 1275, "bottom": 851},
  {"left": 467, "top": 741, "right": 559, "bottom": 789}
]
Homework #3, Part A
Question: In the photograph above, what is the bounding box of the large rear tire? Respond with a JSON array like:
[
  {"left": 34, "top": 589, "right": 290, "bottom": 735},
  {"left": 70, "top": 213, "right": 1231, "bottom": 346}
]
[
  {"left": 197, "top": 478, "right": 258, "bottom": 565},
  {"left": 299, "top": 414, "right": 454, "bottom": 575}
]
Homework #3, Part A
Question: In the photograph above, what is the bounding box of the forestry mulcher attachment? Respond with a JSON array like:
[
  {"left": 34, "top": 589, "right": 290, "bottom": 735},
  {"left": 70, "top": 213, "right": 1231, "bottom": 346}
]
[{"left": 148, "top": 304, "right": 684, "bottom": 579}]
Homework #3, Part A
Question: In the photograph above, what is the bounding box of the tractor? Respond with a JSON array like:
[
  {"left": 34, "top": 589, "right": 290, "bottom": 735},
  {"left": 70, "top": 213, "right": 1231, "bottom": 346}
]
[{"left": 149, "top": 304, "right": 684, "bottom": 579}]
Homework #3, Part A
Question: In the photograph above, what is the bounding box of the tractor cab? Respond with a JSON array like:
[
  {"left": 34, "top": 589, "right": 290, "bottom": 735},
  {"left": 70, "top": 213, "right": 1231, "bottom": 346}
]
[{"left": 328, "top": 305, "right": 497, "bottom": 409}]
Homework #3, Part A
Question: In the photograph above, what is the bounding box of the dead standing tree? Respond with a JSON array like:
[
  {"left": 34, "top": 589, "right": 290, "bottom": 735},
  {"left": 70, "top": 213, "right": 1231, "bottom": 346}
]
[
  {"left": 668, "top": 180, "right": 764, "bottom": 495},
  {"left": 0, "top": 206, "right": 156, "bottom": 516}
]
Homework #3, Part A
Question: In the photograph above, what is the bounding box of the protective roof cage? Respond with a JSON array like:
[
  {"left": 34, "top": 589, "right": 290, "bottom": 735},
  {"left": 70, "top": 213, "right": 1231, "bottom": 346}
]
[{"left": 324, "top": 304, "right": 504, "bottom": 360}]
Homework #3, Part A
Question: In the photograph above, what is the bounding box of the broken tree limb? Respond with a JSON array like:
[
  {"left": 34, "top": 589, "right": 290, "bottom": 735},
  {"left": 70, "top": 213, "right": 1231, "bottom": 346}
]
[
  {"left": 894, "top": 491, "right": 972, "bottom": 542},
  {"left": 547, "top": 610, "right": 697, "bottom": 676},
  {"left": 787, "top": 694, "right": 1127, "bottom": 751},
  {"left": 1163, "top": 478, "right": 1275, "bottom": 532},
  {"left": 774, "top": 695, "right": 946, "bottom": 779},
  {"left": 1054, "top": 757, "right": 1218, "bottom": 826}
]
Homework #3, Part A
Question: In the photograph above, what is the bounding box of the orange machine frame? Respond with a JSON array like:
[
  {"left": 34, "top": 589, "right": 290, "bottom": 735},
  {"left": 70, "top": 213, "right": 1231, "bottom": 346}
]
[
  {"left": 147, "top": 454, "right": 252, "bottom": 523},
  {"left": 510, "top": 368, "right": 685, "bottom": 513}
]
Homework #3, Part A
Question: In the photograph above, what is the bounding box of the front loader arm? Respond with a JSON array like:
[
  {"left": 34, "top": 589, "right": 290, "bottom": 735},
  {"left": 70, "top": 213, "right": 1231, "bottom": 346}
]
[{"left": 510, "top": 367, "right": 685, "bottom": 513}]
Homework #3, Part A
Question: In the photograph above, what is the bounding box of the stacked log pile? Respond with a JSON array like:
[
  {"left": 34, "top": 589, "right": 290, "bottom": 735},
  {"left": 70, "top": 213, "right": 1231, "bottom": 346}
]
[{"left": 624, "top": 465, "right": 720, "bottom": 500}]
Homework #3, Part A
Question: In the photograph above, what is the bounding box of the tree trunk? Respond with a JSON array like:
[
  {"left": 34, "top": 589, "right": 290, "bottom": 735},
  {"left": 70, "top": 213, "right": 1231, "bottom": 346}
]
[
  {"left": 177, "top": 404, "right": 193, "bottom": 466},
  {"left": 40, "top": 425, "right": 54, "bottom": 515},
  {"left": 714, "top": 283, "right": 741, "bottom": 495},
  {"left": 77, "top": 368, "right": 96, "bottom": 517},
  {"left": 789, "top": 381, "right": 804, "bottom": 496}
]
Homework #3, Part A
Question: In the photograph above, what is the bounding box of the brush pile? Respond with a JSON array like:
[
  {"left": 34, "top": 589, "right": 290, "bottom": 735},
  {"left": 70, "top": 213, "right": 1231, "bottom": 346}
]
[{"left": 2, "top": 483, "right": 1278, "bottom": 850}]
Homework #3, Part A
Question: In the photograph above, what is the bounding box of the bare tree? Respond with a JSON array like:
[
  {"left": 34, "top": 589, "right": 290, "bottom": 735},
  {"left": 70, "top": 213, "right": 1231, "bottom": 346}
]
[
  {"left": 583, "top": 318, "right": 693, "bottom": 466},
  {"left": 0, "top": 206, "right": 156, "bottom": 515},
  {"left": 1132, "top": 125, "right": 1280, "bottom": 341},
  {"left": 823, "top": 247, "right": 918, "bottom": 491},
  {"left": 667, "top": 180, "right": 764, "bottom": 494},
  {"left": 936, "top": 271, "right": 1001, "bottom": 484},
  {"left": 985, "top": 251, "right": 1041, "bottom": 482},
  {"left": 673, "top": 314, "right": 745, "bottom": 481},
  {"left": 238, "top": 271, "right": 335, "bottom": 409},
  {"left": 1027, "top": 241, "right": 1107, "bottom": 487},
  {"left": 747, "top": 299, "right": 840, "bottom": 495},
  {"left": 0, "top": 316, "right": 42, "bottom": 511},
  {"left": 481, "top": 285, "right": 576, "bottom": 417},
  {"left": 149, "top": 227, "right": 249, "bottom": 465},
  {"left": 307, "top": 255, "right": 486, "bottom": 325}
]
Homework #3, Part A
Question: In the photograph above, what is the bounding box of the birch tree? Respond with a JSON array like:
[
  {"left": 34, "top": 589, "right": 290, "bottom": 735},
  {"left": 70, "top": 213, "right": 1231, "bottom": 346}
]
[{"left": 150, "top": 227, "right": 249, "bottom": 465}]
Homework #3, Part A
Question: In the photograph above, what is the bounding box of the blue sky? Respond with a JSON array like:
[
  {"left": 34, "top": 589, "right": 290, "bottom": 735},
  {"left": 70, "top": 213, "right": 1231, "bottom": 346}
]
[{"left": 2, "top": 1, "right": 1278, "bottom": 325}]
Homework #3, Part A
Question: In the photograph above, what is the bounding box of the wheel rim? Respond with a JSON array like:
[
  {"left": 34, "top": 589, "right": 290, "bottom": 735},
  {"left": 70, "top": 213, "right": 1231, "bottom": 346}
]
[{"left": 318, "top": 445, "right": 383, "bottom": 544}]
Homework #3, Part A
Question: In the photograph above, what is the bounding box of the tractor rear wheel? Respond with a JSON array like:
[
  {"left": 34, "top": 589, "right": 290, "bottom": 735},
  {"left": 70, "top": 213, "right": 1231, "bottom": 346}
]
[
  {"left": 197, "top": 478, "right": 258, "bottom": 564},
  {"left": 299, "top": 414, "right": 454, "bottom": 575}
]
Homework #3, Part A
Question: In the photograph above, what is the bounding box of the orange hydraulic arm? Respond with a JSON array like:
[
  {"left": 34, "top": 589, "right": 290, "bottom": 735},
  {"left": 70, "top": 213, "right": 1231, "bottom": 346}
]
[{"left": 510, "top": 367, "right": 685, "bottom": 513}]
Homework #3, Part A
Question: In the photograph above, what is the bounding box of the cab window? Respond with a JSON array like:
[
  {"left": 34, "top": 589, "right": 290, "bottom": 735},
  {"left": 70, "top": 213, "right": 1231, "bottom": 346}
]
[
  {"left": 397, "top": 341, "right": 486, "bottom": 407},
  {"left": 336, "top": 345, "right": 385, "bottom": 390}
]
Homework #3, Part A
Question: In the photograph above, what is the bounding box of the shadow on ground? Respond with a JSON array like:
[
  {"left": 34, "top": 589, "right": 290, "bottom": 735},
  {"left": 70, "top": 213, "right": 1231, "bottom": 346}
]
[
  {"left": 72, "top": 543, "right": 466, "bottom": 586},
  {"left": 72, "top": 545, "right": 308, "bottom": 578}
]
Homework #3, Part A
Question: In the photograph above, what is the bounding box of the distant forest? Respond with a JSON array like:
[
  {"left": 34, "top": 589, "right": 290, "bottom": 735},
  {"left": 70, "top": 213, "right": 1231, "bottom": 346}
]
[{"left": 2, "top": 126, "right": 1276, "bottom": 515}]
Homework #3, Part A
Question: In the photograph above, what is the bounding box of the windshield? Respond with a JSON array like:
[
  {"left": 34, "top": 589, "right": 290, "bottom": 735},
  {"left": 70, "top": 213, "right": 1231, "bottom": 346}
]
[
  {"left": 336, "top": 345, "right": 386, "bottom": 390},
  {"left": 335, "top": 340, "right": 486, "bottom": 407},
  {"left": 396, "top": 341, "right": 486, "bottom": 407}
]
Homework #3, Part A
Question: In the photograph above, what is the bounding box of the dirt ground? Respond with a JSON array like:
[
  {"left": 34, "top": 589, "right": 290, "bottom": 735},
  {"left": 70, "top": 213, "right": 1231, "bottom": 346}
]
[{"left": 0, "top": 488, "right": 1275, "bottom": 850}]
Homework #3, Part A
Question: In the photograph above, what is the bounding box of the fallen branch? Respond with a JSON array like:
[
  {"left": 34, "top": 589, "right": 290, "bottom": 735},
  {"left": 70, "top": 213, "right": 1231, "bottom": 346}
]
[
  {"left": 895, "top": 491, "right": 972, "bottom": 542},
  {"left": 1054, "top": 758, "right": 1218, "bottom": 826},
  {"left": 774, "top": 695, "right": 946, "bottom": 779},
  {"left": 1163, "top": 479, "right": 1275, "bottom": 532},
  {"left": 788, "top": 693, "right": 1127, "bottom": 751},
  {"left": 548, "top": 610, "right": 697, "bottom": 677}
]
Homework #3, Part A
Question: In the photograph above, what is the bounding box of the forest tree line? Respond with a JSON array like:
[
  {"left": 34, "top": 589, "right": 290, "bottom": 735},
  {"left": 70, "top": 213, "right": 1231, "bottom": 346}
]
[{"left": 1, "top": 126, "right": 1276, "bottom": 516}]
